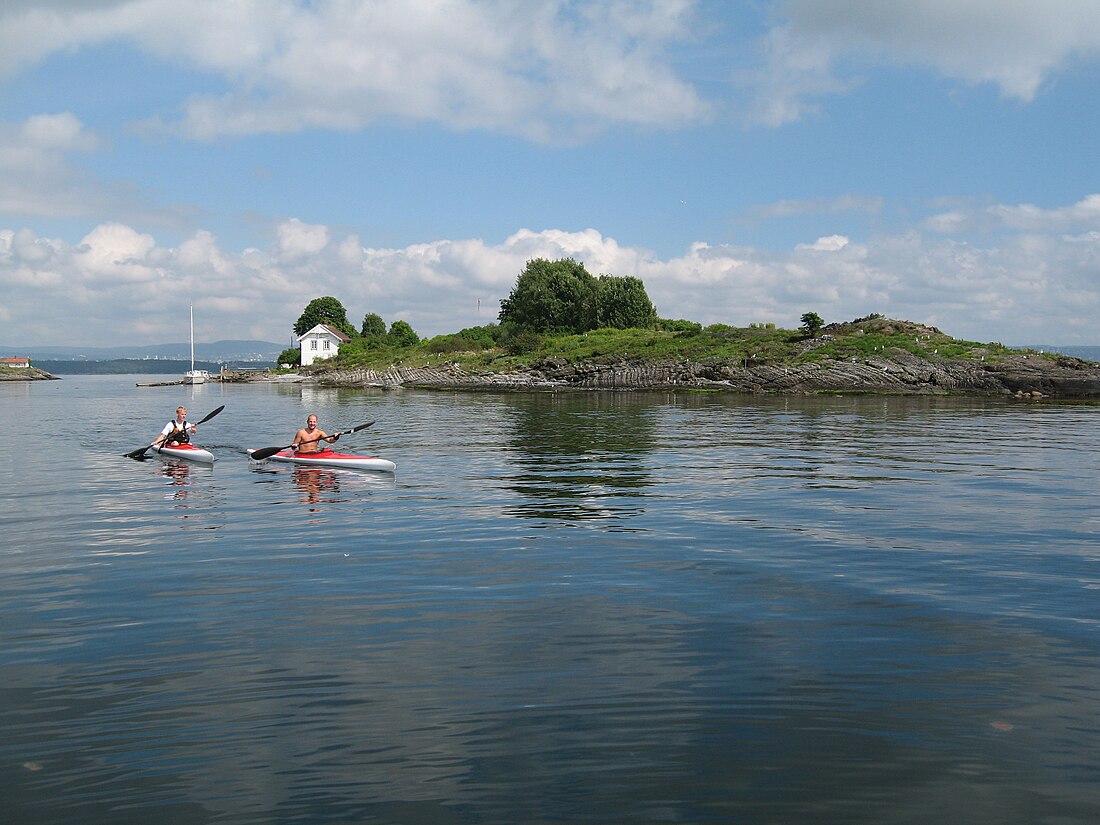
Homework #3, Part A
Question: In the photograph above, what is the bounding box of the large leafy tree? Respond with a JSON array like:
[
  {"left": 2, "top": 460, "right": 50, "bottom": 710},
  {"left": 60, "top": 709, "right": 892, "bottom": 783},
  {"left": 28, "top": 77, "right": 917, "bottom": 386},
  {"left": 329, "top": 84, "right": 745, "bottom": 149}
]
[
  {"left": 294, "top": 296, "right": 356, "bottom": 337},
  {"left": 387, "top": 320, "right": 420, "bottom": 347},
  {"left": 498, "top": 258, "right": 599, "bottom": 333},
  {"left": 596, "top": 275, "right": 658, "bottom": 329},
  {"left": 361, "top": 312, "right": 386, "bottom": 337}
]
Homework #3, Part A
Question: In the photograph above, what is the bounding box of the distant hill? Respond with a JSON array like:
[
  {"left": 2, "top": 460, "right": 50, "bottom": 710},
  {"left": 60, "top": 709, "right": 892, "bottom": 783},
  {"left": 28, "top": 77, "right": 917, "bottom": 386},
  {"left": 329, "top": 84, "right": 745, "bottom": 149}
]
[
  {"left": 33, "top": 359, "right": 242, "bottom": 375},
  {"left": 0, "top": 339, "right": 286, "bottom": 361}
]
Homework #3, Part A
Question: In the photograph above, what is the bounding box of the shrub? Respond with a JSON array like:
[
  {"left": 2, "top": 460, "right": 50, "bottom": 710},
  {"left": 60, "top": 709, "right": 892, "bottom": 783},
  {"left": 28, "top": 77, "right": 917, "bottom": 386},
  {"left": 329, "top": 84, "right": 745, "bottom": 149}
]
[{"left": 658, "top": 318, "right": 702, "bottom": 334}]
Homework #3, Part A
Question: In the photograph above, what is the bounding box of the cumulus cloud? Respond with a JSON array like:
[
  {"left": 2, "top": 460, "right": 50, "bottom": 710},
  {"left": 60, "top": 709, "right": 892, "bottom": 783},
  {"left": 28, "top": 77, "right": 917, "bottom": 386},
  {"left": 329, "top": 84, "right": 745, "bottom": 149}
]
[
  {"left": 0, "top": 0, "right": 709, "bottom": 144},
  {"left": 4, "top": 197, "right": 1100, "bottom": 346},
  {"left": 1, "top": 0, "right": 1096, "bottom": 145}
]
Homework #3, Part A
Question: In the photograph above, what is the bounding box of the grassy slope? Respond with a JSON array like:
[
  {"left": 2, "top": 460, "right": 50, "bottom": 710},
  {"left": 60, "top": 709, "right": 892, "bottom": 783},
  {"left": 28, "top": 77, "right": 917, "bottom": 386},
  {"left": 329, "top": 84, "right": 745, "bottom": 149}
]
[{"left": 318, "top": 317, "right": 1049, "bottom": 376}]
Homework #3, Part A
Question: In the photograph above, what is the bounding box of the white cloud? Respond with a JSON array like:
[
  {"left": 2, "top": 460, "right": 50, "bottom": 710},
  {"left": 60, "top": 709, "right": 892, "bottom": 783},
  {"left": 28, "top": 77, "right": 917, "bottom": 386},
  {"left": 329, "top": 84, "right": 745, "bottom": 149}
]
[
  {"left": 745, "top": 0, "right": 1100, "bottom": 124},
  {"left": 276, "top": 219, "right": 330, "bottom": 259},
  {"left": 0, "top": 0, "right": 709, "bottom": 144},
  {"left": 1, "top": 0, "right": 1097, "bottom": 146},
  {"left": 799, "top": 234, "right": 850, "bottom": 251},
  {"left": 743, "top": 195, "right": 884, "bottom": 222},
  {"left": 73, "top": 223, "right": 160, "bottom": 285},
  {"left": 0, "top": 112, "right": 199, "bottom": 228},
  {"left": 4, "top": 196, "right": 1100, "bottom": 346},
  {"left": 0, "top": 113, "right": 98, "bottom": 218},
  {"left": 925, "top": 194, "right": 1100, "bottom": 234}
]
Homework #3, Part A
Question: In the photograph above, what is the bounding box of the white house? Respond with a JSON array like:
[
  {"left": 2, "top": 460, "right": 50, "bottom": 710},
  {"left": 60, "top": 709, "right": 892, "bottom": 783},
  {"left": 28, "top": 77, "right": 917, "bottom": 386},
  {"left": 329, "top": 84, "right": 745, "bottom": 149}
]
[
  {"left": 298, "top": 324, "right": 351, "bottom": 366},
  {"left": 1, "top": 356, "right": 30, "bottom": 368}
]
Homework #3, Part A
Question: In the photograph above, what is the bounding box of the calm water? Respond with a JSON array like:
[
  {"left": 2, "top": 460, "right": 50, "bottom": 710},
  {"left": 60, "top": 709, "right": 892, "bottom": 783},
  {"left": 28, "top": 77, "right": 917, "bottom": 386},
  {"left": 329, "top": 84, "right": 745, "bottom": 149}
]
[{"left": 2, "top": 375, "right": 1099, "bottom": 824}]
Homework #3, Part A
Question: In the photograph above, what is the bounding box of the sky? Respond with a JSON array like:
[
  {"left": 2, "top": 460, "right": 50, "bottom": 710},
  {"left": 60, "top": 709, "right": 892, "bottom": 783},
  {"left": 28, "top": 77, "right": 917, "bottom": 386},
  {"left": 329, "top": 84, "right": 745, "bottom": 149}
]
[{"left": 1, "top": 0, "right": 1100, "bottom": 349}]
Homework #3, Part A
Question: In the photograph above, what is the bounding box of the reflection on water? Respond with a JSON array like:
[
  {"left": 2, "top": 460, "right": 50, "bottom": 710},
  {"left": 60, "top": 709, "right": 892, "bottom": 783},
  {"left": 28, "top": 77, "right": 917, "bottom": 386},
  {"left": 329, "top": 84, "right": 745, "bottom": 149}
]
[
  {"left": 160, "top": 459, "right": 191, "bottom": 501},
  {"left": 293, "top": 467, "right": 340, "bottom": 504},
  {"left": 502, "top": 393, "right": 656, "bottom": 524},
  {"left": 1, "top": 379, "right": 1099, "bottom": 824}
]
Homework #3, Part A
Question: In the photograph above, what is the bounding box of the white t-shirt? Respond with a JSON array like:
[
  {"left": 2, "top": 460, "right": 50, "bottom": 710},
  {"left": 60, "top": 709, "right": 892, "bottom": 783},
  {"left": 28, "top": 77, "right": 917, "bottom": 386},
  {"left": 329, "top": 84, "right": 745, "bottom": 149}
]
[{"left": 160, "top": 418, "right": 192, "bottom": 437}]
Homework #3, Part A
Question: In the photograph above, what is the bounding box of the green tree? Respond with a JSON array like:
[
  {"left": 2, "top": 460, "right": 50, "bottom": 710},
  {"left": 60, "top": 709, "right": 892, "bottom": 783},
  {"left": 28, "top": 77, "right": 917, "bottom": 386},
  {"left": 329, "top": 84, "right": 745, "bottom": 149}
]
[
  {"left": 294, "top": 296, "right": 356, "bottom": 338},
  {"left": 800, "top": 312, "right": 825, "bottom": 337},
  {"left": 498, "top": 258, "right": 599, "bottom": 333},
  {"left": 387, "top": 320, "right": 420, "bottom": 347},
  {"left": 361, "top": 312, "right": 386, "bottom": 337},
  {"left": 277, "top": 346, "right": 301, "bottom": 367},
  {"left": 596, "top": 274, "right": 658, "bottom": 329}
]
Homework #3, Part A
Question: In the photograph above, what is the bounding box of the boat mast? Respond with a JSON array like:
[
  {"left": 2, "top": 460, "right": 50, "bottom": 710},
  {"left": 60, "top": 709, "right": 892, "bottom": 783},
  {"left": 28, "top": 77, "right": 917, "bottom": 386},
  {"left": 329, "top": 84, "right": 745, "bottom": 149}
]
[{"left": 190, "top": 304, "right": 195, "bottom": 372}]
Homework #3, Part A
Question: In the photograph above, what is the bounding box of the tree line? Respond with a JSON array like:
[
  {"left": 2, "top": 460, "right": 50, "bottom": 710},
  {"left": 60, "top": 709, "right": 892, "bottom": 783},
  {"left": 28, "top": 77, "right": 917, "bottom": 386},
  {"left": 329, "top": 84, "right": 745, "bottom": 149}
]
[{"left": 283, "top": 257, "right": 826, "bottom": 365}]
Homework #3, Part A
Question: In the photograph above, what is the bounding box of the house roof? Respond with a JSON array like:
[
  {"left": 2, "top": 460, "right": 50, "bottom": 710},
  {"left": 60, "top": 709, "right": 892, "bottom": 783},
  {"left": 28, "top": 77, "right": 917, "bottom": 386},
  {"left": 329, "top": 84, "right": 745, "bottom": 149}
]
[
  {"left": 1, "top": 356, "right": 29, "bottom": 363},
  {"left": 297, "top": 323, "right": 352, "bottom": 343}
]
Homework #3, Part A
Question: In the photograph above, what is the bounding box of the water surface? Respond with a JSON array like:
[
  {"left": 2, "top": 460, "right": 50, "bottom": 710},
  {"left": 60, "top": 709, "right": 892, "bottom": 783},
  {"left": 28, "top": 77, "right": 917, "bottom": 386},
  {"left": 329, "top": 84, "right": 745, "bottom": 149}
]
[{"left": 2, "top": 376, "right": 1099, "bottom": 823}]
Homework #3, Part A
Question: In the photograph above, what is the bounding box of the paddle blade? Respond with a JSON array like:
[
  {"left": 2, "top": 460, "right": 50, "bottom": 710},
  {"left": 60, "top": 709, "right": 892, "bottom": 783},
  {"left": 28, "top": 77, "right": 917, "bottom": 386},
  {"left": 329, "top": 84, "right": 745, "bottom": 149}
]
[
  {"left": 346, "top": 421, "right": 375, "bottom": 434},
  {"left": 125, "top": 446, "right": 151, "bottom": 460},
  {"left": 195, "top": 404, "right": 225, "bottom": 426},
  {"left": 249, "top": 445, "right": 288, "bottom": 461}
]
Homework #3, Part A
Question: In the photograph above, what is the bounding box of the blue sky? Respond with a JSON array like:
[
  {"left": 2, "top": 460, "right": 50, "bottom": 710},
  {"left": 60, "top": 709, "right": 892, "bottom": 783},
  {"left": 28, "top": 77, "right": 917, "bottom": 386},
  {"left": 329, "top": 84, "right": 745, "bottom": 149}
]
[{"left": 2, "top": 0, "right": 1099, "bottom": 347}]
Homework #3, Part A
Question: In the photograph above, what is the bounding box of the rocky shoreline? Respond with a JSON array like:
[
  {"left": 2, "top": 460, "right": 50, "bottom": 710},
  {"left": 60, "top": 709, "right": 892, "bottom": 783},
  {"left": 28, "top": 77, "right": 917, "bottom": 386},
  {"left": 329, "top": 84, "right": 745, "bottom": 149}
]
[
  {"left": 0, "top": 367, "right": 59, "bottom": 382},
  {"left": 279, "top": 349, "right": 1100, "bottom": 398}
]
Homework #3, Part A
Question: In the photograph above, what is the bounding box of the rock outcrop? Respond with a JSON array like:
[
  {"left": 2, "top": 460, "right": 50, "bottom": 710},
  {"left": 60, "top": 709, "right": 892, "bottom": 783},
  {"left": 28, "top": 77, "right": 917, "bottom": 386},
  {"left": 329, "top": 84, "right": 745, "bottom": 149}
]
[
  {"left": 0, "top": 367, "right": 58, "bottom": 381},
  {"left": 308, "top": 350, "right": 1100, "bottom": 398}
]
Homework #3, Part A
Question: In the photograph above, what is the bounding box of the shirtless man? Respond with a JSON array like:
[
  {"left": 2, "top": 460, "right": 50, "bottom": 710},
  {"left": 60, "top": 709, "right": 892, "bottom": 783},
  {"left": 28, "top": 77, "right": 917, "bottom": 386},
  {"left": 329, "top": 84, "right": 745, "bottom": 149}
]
[
  {"left": 292, "top": 414, "right": 340, "bottom": 453},
  {"left": 153, "top": 406, "right": 197, "bottom": 447}
]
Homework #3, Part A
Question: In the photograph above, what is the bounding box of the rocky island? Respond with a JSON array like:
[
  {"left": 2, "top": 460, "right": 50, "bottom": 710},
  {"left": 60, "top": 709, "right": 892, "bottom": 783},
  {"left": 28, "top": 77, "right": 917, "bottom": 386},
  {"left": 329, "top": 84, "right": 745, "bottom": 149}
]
[
  {"left": 0, "top": 366, "right": 58, "bottom": 382},
  {"left": 269, "top": 317, "right": 1100, "bottom": 399}
]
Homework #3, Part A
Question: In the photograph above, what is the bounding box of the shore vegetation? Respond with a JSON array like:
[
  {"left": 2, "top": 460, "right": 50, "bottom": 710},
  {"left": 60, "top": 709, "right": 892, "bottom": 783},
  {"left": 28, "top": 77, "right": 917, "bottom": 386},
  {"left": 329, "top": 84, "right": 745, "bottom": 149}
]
[
  {"left": 323, "top": 315, "right": 1034, "bottom": 375},
  {"left": 289, "top": 261, "right": 1058, "bottom": 378}
]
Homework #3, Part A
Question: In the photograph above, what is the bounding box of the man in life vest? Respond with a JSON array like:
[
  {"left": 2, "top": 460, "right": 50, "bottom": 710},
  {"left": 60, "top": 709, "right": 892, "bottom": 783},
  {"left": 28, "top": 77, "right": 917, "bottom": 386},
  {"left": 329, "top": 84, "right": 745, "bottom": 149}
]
[{"left": 154, "top": 406, "right": 197, "bottom": 447}]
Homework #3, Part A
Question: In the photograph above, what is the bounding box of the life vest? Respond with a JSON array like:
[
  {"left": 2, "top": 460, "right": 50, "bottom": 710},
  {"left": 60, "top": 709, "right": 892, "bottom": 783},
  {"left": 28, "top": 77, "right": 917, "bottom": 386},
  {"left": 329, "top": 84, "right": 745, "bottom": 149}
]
[{"left": 166, "top": 419, "right": 190, "bottom": 445}]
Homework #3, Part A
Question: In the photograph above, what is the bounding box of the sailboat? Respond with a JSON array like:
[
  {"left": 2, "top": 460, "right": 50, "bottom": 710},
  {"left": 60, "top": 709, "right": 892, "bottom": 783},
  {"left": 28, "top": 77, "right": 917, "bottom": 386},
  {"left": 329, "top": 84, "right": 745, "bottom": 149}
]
[{"left": 183, "top": 304, "right": 209, "bottom": 384}]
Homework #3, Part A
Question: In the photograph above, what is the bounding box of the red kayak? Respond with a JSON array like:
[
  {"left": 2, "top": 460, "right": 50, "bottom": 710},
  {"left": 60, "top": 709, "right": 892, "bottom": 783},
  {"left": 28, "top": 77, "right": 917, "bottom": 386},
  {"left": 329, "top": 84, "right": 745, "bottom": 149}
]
[{"left": 248, "top": 448, "right": 396, "bottom": 472}]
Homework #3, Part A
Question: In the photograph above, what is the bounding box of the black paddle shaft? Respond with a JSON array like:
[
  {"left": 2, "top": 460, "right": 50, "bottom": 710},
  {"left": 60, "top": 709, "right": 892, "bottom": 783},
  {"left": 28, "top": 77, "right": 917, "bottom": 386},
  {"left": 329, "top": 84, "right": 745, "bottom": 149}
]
[
  {"left": 250, "top": 421, "right": 374, "bottom": 461},
  {"left": 124, "top": 404, "right": 225, "bottom": 459}
]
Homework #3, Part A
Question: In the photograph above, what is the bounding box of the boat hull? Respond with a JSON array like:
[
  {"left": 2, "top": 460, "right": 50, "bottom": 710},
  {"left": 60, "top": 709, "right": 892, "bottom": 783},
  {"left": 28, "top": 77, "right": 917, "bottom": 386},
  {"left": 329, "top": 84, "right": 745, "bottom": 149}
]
[
  {"left": 248, "top": 448, "right": 396, "bottom": 472},
  {"left": 151, "top": 443, "right": 215, "bottom": 464}
]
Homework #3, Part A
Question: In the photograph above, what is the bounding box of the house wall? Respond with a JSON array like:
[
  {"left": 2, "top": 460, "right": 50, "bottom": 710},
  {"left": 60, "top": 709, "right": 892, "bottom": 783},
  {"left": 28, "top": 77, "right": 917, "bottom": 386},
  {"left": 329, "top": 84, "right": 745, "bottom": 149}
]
[{"left": 299, "top": 332, "right": 340, "bottom": 366}]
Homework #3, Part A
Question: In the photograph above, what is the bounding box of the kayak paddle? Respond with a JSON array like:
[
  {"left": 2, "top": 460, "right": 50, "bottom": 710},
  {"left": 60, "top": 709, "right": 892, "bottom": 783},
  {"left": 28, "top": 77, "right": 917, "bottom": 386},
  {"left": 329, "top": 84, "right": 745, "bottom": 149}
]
[
  {"left": 250, "top": 421, "right": 375, "bottom": 461},
  {"left": 124, "top": 404, "right": 226, "bottom": 460}
]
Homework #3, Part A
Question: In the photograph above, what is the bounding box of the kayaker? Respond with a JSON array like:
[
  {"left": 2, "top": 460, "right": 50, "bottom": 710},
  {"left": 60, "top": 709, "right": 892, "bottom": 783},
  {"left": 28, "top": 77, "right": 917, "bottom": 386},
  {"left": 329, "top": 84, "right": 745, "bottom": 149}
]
[
  {"left": 291, "top": 414, "right": 340, "bottom": 454},
  {"left": 153, "top": 406, "right": 197, "bottom": 447}
]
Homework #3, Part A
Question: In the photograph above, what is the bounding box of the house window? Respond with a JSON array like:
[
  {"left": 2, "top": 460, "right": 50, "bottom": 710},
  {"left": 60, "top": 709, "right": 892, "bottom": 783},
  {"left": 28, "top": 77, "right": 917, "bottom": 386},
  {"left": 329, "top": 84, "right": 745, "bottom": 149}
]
[
  {"left": 324, "top": 339, "right": 330, "bottom": 350},
  {"left": 311, "top": 340, "right": 317, "bottom": 350}
]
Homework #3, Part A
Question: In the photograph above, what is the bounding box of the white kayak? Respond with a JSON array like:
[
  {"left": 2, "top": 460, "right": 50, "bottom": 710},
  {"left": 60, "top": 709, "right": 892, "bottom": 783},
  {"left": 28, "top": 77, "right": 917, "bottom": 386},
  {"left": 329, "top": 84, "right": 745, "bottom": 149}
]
[
  {"left": 248, "top": 448, "right": 396, "bottom": 472},
  {"left": 150, "top": 443, "right": 215, "bottom": 464}
]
